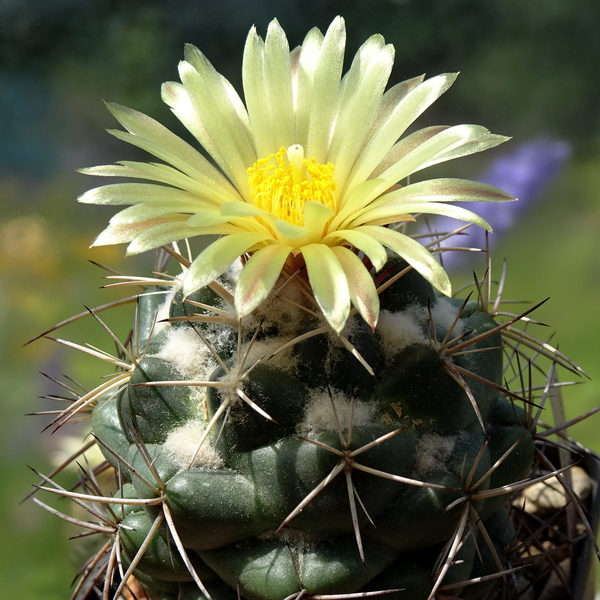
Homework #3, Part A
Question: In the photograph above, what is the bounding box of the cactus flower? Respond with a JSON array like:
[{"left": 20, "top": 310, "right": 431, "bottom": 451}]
[{"left": 79, "top": 17, "right": 514, "bottom": 332}]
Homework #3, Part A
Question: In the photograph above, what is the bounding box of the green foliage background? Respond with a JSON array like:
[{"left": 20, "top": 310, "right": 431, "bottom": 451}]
[{"left": 1, "top": 1, "right": 599, "bottom": 598}]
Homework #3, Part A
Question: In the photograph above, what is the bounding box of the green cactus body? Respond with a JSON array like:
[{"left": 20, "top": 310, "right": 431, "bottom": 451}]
[{"left": 90, "top": 260, "right": 534, "bottom": 600}]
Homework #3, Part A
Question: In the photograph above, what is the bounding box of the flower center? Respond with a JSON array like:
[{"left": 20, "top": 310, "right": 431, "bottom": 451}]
[{"left": 247, "top": 145, "right": 337, "bottom": 226}]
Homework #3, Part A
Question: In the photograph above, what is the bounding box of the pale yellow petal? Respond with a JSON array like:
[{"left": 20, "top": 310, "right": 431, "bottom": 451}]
[
  {"left": 343, "top": 73, "right": 458, "bottom": 194},
  {"left": 183, "top": 232, "right": 272, "bottom": 298},
  {"left": 184, "top": 211, "right": 234, "bottom": 228},
  {"left": 349, "top": 202, "right": 492, "bottom": 230},
  {"left": 220, "top": 200, "right": 270, "bottom": 218},
  {"left": 348, "top": 177, "right": 515, "bottom": 228},
  {"left": 323, "top": 229, "right": 387, "bottom": 271},
  {"left": 235, "top": 244, "right": 293, "bottom": 317},
  {"left": 304, "top": 17, "right": 346, "bottom": 162},
  {"left": 243, "top": 20, "right": 294, "bottom": 155},
  {"left": 263, "top": 20, "right": 295, "bottom": 149},
  {"left": 105, "top": 102, "right": 235, "bottom": 196},
  {"left": 275, "top": 220, "right": 311, "bottom": 240},
  {"left": 357, "top": 225, "right": 451, "bottom": 296},
  {"left": 127, "top": 223, "right": 243, "bottom": 255},
  {"left": 78, "top": 183, "right": 216, "bottom": 208},
  {"left": 187, "top": 209, "right": 274, "bottom": 235},
  {"left": 303, "top": 201, "right": 335, "bottom": 238},
  {"left": 327, "top": 36, "right": 394, "bottom": 185},
  {"left": 79, "top": 162, "right": 226, "bottom": 203},
  {"left": 329, "top": 178, "right": 384, "bottom": 231},
  {"left": 91, "top": 215, "right": 188, "bottom": 247},
  {"left": 330, "top": 246, "right": 379, "bottom": 330},
  {"left": 370, "top": 125, "right": 449, "bottom": 178},
  {"left": 171, "top": 56, "right": 256, "bottom": 194},
  {"left": 373, "top": 178, "right": 516, "bottom": 205},
  {"left": 107, "top": 202, "right": 204, "bottom": 226},
  {"left": 371, "top": 124, "right": 509, "bottom": 198},
  {"left": 302, "top": 243, "right": 350, "bottom": 333},
  {"left": 293, "top": 27, "right": 324, "bottom": 149}
]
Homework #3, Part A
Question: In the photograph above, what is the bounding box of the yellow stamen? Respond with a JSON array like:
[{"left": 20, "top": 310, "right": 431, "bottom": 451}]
[{"left": 247, "top": 146, "right": 337, "bottom": 226}]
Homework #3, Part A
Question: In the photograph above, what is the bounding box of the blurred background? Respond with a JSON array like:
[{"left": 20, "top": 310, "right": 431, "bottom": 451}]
[{"left": 1, "top": 0, "right": 599, "bottom": 597}]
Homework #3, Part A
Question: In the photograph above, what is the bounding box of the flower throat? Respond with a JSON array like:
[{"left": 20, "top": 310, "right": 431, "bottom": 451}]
[{"left": 247, "top": 145, "right": 338, "bottom": 226}]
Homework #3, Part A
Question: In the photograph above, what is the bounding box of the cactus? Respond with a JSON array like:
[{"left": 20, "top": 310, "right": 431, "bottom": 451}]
[
  {"left": 86, "top": 258, "right": 538, "bottom": 600},
  {"left": 31, "top": 17, "right": 595, "bottom": 600}
]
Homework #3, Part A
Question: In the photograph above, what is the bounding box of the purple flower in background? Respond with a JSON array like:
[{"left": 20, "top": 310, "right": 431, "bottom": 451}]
[
  {"left": 476, "top": 137, "right": 572, "bottom": 229},
  {"left": 430, "top": 137, "right": 572, "bottom": 266}
]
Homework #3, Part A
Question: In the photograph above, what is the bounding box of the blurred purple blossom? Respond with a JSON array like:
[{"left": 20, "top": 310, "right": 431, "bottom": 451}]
[{"left": 428, "top": 137, "right": 572, "bottom": 266}]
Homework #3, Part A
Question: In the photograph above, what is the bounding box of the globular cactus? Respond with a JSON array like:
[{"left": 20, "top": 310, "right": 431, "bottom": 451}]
[
  {"left": 31, "top": 16, "right": 594, "bottom": 600},
  {"left": 87, "top": 257, "right": 535, "bottom": 600}
]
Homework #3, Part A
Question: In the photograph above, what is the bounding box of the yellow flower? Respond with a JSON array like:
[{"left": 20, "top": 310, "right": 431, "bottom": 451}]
[{"left": 79, "top": 17, "right": 514, "bottom": 333}]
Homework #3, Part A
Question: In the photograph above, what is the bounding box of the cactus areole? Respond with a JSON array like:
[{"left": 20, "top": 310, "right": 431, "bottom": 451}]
[{"left": 36, "top": 15, "right": 599, "bottom": 600}]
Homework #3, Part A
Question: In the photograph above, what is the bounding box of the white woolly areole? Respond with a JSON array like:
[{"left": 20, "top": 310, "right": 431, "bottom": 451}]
[
  {"left": 154, "top": 326, "right": 216, "bottom": 381},
  {"left": 377, "top": 309, "right": 426, "bottom": 360},
  {"left": 164, "top": 420, "right": 224, "bottom": 469},
  {"left": 378, "top": 298, "right": 466, "bottom": 364},
  {"left": 210, "top": 368, "right": 244, "bottom": 407},
  {"left": 413, "top": 433, "right": 458, "bottom": 477},
  {"left": 152, "top": 327, "right": 218, "bottom": 411},
  {"left": 201, "top": 319, "right": 237, "bottom": 356},
  {"left": 430, "top": 297, "right": 465, "bottom": 338},
  {"left": 239, "top": 336, "right": 298, "bottom": 373},
  {"left": 298, "top": 389, "right": 378, "bottom": 434}
]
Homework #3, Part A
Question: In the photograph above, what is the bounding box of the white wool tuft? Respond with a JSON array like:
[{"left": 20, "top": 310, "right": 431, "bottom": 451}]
[
  {"left": 378, "top": 309, "right": 426, "bottom": 361},
  {"left": 154, "top": 326, "right": 216, "bottom": 381},
  {"left": 164, "top": 420, "right": 224, "bottom": 469},
  {"left": 298, "top": 389, "right": 378, "bottom": 434},
  {"left": 430, "top": 297, "right": 465, "bottom": 338},
  {"left": 239, "top": 336, "right": 298, "bottom": 373},
  {"left": 210, "top": 369, "right": 244, "bottom": 406},
  {"left": 413, "top": 433, "right": 458, "bottom": 476},
  {"left": 201, "top": 319, "right": 237, "bottom": 357}
]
